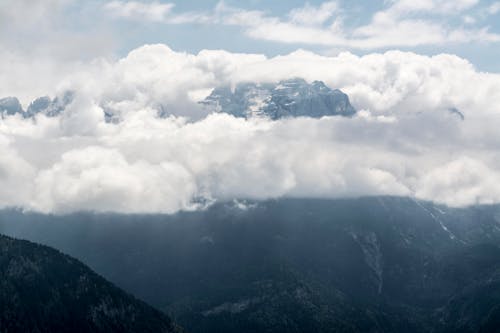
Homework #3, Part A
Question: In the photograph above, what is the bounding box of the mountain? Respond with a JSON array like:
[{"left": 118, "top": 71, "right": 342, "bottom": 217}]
[
  {"left": 26, "top": 92, "right": 74, "bottom": 117},
  {"left": 201, "top": 78, "right": 356, "bottom": 119},
  {"left": 1, "top": 197, "right": 499, "bottom": 333},
  {"left": 0, "top": 97, "right": 23, "bottom": 116},
  {"left": 1, "top": 79, "right": 355, "bottom": 120},
  {"left": 0, "top": 93, "right": 73, "bottom": 118},
  {"left": 0, "top": 234, "right": 182, "bottom": 333}
]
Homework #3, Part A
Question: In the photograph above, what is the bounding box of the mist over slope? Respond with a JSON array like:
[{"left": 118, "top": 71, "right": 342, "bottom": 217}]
[{"left": 2, "top": 197, "right": 500, "bottom": 333}]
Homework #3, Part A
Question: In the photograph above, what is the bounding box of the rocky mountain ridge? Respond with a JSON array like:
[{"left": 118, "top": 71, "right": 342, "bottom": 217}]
[
  {"left": 201, "top": 78, "right": 356, "bottom": 119},
  {"left": 1, "top": 79, "right": 356, "bottom": 121}
]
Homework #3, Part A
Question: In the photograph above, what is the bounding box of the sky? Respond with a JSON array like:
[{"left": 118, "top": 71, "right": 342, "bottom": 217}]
[
  {"left": 108, "top": 0, "right": 500, "bottom": 71},
  {"left": 1, "top": 1, "right": 500, "bottom": 214},
  {"left": 2, "top": 0, "right": 500, "bottom": 70}
]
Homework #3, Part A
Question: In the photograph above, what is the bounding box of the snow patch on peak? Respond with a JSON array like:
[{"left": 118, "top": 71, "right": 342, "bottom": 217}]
[{"left": 201, "top": 78, "right": 356, "bottom": 120}]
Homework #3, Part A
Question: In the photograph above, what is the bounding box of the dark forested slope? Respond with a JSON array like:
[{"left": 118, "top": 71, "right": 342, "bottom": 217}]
[{"left": 0, "top": 234, "right": 182, "bottom": 333}]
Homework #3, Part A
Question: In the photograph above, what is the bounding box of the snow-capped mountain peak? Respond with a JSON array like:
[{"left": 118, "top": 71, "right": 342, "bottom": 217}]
[{"left": 201, "top": 78, "right": 356, "bottom": 119}]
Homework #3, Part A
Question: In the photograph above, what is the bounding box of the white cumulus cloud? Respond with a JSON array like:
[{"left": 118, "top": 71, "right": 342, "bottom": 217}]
[{"left": 1, "top": 44, "right": 500, "bottom": 213}]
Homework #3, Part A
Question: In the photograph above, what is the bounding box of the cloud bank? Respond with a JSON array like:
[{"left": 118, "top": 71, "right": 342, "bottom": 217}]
[{"left": 1, "top": 44, "right": 500, "bottom": 213}]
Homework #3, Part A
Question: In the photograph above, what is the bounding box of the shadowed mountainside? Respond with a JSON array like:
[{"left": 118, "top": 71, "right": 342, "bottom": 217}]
[
  {"left": 1, "top": 197, "right": 500, "bottom": 332},
  {"left": 0, "top": 234, "right": 182, "bottom": 333}
]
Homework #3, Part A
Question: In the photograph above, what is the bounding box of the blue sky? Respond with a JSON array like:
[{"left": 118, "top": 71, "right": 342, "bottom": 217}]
[
  {"left": 55, "top": 0, "right": 500, "bottom": 71},
  {"left": 2, "top": 0, "right": 499, "bottom": 70}
]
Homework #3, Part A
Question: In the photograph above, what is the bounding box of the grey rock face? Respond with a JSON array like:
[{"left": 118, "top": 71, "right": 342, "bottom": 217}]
[
  {"left": 0, "top": 97, "right": 23, "bottom": 116},
  {"left": 0, "top": 92, "right": 74, "bottom": 119},
  {"left": 26, "top": 91, "right": 74, "bottom": 117},
  {"left": 201, "top": 78, "right": 356, "bottom": 119}
]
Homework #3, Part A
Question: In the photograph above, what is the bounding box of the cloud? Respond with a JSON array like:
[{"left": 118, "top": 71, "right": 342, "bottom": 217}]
[
  {"left": 416, "top": 157, "right": 500, "bottom": 207},
  {"left": 1, "top": 44, "right": 500, "bottom": 213},
  {"left": 101, "top": 0, "right": 500, "bottom": 49},
  {"left": 104, "top": 1, "right": 175, "bottom": 22},
  {"left": 0, "top": 0, "right": 114, "bottom": 105},
  {"left": 386, "top": 0, "right": 479, "bottom": 14},
  {"left": 0, "top": 0, "right": 114, "bottom": 59},
  {"left": 223, "top": 0, "right": 500, "bottom": 48},
  {"left": 0, "top": 0, "right": 70, "bottom": 29},
  {"left": 104, "top": 0, "right": 212, "bottom": 24},
  {"left": 348, "top": 0, "right": 500, "bottom": 48},
  {"left": 31, "top": 146, "right": 196, "bottom": 214},
  {"left": 489, "top": 2, "right": 500, "bottom": 14},
  {"left": 288, "top": 1, "right": 339, "bottom": 26}
]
